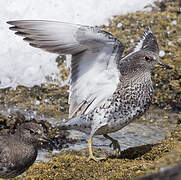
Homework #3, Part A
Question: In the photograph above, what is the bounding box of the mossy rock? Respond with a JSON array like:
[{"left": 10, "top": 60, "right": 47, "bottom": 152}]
[{"left": 14, "top": 129, "right": 181, "bottom": 180}]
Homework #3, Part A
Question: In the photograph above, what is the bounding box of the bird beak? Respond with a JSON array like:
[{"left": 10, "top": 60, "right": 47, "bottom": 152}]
[
  {"left": 39, "top": 135, "right": 54, "bottom": 144},
  {"left": 158, "top": 61, "right": 172, "bottom": 70}
]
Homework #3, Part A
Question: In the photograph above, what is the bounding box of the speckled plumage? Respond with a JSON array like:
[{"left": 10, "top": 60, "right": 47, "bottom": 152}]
[
  {"left": 7, "top": 20, "right": 171, "bottom": 160},
  {"left": 0, "top": 123, "right": 47, "bottom": 178},
  {"left": 60, "top": 63, "right": 154, "bottom": 136}
]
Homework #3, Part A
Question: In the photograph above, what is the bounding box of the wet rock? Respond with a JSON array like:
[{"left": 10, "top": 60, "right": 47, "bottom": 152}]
[
  {"left": 14, "top": 130, "right": 181, "bottom": 180},
  {"left": 138, "top": 163, "right": 181, "bottom": 180},
  {"left": 0, "top": 111, "right": 77, "bottom": 152}
]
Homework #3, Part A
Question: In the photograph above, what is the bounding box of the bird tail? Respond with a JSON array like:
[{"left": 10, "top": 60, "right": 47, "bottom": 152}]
[{"left": 56, "top": 115, "right": 88, "bottom": 130}]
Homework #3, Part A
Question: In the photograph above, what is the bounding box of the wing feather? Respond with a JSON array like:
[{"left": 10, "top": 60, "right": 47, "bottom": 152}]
[
  {"left": 7, "top": 20, "right": 125, "bottom": 118},
  {"left": 121, "top": 27, "right": 159, "bottom": 60}
]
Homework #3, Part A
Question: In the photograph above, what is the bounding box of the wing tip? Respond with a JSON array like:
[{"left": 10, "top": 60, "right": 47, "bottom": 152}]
[
  {"left": 7, "top": 21, "right": 13, "bottom": 25},
  {"left": 7, "top": 21, "right": 20, "bottom": 32},
  {"left": 9, "top": 26, "right": 17, "bottom": 31},
  {"left": 7, "top": 21, "right": 20, "bottom": 25},
  {"left": 23, "top": 37, "right": 33, "bottom": 42}
]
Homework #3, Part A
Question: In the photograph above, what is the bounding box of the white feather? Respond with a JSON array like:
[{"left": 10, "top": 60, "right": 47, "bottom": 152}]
[{"left": 8, "top": 20, "right": 125, "bottom": 118}]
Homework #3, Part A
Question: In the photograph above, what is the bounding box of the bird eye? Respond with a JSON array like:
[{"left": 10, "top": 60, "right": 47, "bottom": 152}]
[
  {"left": 29, "top": 129, "right": 37, "bottom": 135},
  {"left": 144, "top": 56, "right": 151, "bottom": 61},
  {"left": 29, "top": 129, "right": 34, "bottom": 134}
]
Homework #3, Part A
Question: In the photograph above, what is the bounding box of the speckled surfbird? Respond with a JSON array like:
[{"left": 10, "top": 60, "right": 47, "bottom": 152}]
[
  {"left": 7, "top": 20, "right": 172, "bottom": 161},
  {"left": 0, "top": 122, "right": 50, "bottom": 178}
]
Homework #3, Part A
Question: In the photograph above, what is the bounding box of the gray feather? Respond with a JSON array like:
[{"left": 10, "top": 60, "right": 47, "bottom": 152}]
[{"left": 7, "top": 20, "right": 125, "bottom": 118}]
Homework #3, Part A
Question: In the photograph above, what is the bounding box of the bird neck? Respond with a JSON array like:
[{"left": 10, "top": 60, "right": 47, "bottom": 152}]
[
  {"left": 120, "top": 68, "right": 152, "bottom": 85},
  {"left": 14, "top": 131, "right": 37, "bottom": 146}
]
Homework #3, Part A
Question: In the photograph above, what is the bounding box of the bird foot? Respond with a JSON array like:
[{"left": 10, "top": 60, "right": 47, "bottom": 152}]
[
  {"left": 87, "top": 154, "right": 106, "bottom": 162},
  {"left": 109, "top": 140, "right": 121, "bottom": 156}
]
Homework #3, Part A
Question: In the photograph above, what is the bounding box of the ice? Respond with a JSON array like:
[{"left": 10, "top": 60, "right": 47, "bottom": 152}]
[{"left": 1, "top": 0, "right": 155, "bottom": 89}]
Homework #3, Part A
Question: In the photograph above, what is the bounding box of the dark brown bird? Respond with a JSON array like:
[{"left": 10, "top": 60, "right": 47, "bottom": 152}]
[{"left": 0, "top": 122, "right": 50, "bottom": 178}]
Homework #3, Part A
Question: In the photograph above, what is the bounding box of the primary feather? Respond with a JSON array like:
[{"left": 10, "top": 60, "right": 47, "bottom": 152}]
[{"left": 7, "top": 20, "right": 125, "bottom": 118}]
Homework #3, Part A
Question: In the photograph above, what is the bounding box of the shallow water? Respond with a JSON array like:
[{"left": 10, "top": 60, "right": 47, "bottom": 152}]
[
  {"left": 67, "top": 122, "right": 168, "bottom": 151},
  {"left": 36, "top": 122, "right": 168, "bottom": 162},
  {"left": 0, "top": 106, "right": 177, "bottom": 163},
  {"left": 36, "top": 106, "right": 178, "bottom": 162}
]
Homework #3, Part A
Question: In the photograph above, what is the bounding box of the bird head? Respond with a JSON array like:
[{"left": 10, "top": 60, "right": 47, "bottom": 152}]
[
  {"left": 120, "top": 27, "right": 172, "bottom": 74},
  {"left": 127, "top": 50, "right": 171, "bottom": 71},
  {"left": 16, "top": 122, "right": 52, "bottom": 145}
]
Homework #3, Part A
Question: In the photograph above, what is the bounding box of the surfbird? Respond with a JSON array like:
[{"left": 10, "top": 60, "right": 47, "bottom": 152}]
[
  {"left": 7, "top": 20, "right": 172, "bottom": 161},
  {"left": 0, "top": 122, "right": 50, "bottom": 178}
]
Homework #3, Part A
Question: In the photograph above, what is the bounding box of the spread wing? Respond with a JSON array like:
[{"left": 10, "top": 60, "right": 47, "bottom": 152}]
[
  {"left": 7, "top": 20, "right": 125, "bottom": 118},
  {"left": 121, "top": 27, "right": 159, "bottom": 60},
  {"left": 131, "top": 27, "right": 159, "bottom": 54}
]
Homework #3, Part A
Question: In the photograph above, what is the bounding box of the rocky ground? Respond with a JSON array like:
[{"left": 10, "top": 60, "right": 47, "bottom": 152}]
[
  {"left": 18, "top": 129, "right": 181, "bottom": 180},
  {"left": 0, "top": 0, "right": 181, "bottom": 179}
]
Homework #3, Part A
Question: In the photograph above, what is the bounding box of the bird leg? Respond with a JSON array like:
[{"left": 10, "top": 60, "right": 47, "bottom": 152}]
[
  {"left": 87, "top": 138, "right": 106, "bottom": 161},
  {"left": 103, "top": 134, "right": 121, "bottom": 156}
]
